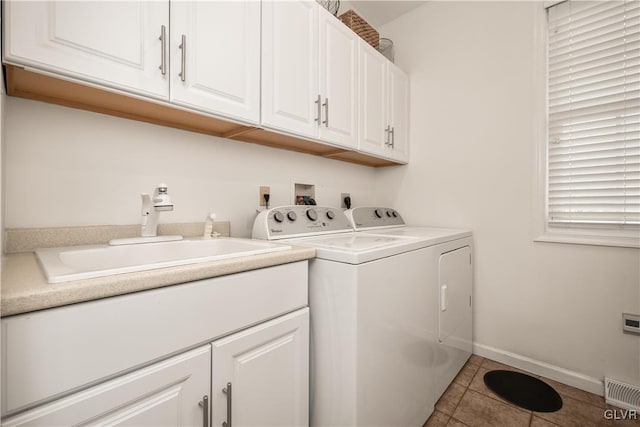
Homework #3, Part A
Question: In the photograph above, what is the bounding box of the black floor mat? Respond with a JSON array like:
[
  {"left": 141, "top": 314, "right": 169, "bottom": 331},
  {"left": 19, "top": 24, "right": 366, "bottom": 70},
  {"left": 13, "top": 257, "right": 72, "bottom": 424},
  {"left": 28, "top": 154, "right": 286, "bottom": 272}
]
[{"left": 483, "top": 370, "right": 563, "bottom": 412}]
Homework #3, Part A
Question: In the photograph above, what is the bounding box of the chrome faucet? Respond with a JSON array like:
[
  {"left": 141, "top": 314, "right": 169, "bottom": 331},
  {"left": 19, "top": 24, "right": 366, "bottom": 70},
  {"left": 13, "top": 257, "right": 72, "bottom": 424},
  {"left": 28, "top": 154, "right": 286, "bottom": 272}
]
[{"left": 141, "top": 183, "right": 174, "bottom": 237}]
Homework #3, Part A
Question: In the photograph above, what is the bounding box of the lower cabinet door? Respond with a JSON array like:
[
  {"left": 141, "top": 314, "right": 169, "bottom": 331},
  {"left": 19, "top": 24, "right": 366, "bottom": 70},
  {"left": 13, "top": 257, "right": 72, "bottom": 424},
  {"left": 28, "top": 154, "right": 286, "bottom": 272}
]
[
  {"left": 211, "top": 308, "right": 310, "bottom": 427},
  {"left": 2, "top": 346, "right": 211, "bottom": 427}
]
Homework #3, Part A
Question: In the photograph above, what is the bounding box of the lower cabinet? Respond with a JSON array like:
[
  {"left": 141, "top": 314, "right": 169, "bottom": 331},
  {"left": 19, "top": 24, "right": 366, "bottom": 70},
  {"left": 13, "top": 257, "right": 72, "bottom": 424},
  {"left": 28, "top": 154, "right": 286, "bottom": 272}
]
[
  {"left": 2, "top": 308, "right": 309, "bottom": 427},
  {"left": 211, "top": 309, "right": 309, "bottom": 427},
  {"left": 1, "top": 262, "right": 310, "bottom": 426},
  {"left": 2, "top": 346, "right": 212, "bottom": 427}
]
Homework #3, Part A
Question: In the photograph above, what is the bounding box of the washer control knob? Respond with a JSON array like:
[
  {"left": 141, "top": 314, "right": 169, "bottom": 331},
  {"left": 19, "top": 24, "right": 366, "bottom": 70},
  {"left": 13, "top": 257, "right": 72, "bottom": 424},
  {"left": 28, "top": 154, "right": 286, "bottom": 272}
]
[
  {"left": 374, "top": 208, "right": 383, "bottom": 218},
  {"left": 326, "top": 210, "right": 336, "bottom": 220},
  {"left": 273, "top": 211, "right": 284, "bottom": 223},
  {"left": 287, "top": 211, "right": 297, "bottom": 221},
  {"left": 391, "top": 211, "right": 398, "bottom": 218},
  {"left": 306, "top": 209, "right": 318, "bottom": 221},
  {"left": 386, "top": 210, "right": 393, "bottom": 217}
]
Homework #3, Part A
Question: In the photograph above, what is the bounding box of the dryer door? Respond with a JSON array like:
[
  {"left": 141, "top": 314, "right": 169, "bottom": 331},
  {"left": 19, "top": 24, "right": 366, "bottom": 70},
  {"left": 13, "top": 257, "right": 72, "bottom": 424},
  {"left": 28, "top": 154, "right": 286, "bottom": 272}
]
[{"left": 438, "top": 246, "right": 472, "bottom": 349}]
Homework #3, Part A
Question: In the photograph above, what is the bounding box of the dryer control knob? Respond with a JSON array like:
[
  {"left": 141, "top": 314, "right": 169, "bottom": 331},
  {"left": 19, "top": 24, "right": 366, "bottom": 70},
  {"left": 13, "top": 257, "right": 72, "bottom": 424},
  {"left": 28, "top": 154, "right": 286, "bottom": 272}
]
[
  {"left": 392, "top": 211, "right": 398, "bottom": 218},
  {"left": 374, "top": 208, "right": 383, "bottom": 218},
  {"left": 306, "top": 209, "right": 318, "bottom": 221},
  {"left": 273, "top": 211, "right": 284, "bottom": 223},
  {"left": 326, "top": 210, "right": 336, "bottom": 220},
  {"left": 287, "top": 211, "right": 297, "bottom": 221},
  {"left": 386, "top": 210, "right": 393, "bottom": 217}
]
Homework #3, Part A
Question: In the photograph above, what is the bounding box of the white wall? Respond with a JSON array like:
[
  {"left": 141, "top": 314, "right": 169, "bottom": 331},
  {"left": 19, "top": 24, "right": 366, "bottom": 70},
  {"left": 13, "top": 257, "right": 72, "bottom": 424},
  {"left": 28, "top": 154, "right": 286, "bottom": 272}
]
[
  {"left": 3, "top": 97, "right": 378, "bottom": 237},
  {"left": 377, "top": 1, "right": 640, "bottom": 390}
]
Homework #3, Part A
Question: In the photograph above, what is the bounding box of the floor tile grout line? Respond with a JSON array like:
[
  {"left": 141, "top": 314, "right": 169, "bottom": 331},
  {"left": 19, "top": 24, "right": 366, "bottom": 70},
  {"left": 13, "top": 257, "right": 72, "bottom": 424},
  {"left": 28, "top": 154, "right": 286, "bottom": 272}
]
[
  {"left": 447, "top": 364, "right": 474, "bottom": 424},
  {"left": 465, "top": 387, "right": 534, "bottom": 419}
]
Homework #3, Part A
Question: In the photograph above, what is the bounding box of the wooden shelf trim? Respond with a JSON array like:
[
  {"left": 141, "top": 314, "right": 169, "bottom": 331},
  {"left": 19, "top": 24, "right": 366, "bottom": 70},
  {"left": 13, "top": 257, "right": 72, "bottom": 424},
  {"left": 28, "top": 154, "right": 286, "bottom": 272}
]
[{"left": 4, "top": 65, "right": 400, "bottom": 167}]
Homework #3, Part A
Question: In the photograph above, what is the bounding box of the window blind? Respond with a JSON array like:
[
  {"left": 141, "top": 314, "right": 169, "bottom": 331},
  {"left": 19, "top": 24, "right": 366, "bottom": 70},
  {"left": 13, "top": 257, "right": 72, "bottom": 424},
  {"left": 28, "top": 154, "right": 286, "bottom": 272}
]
[{"left": 547, "top": 1, "right": 640, "bottom": 227}]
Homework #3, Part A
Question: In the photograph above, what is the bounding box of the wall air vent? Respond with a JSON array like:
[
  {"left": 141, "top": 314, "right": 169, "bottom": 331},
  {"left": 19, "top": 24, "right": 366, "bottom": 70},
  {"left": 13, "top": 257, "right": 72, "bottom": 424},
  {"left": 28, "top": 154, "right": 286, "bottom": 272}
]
[{"left": 605, "top": 377, "right": 640, "bottom": 411}]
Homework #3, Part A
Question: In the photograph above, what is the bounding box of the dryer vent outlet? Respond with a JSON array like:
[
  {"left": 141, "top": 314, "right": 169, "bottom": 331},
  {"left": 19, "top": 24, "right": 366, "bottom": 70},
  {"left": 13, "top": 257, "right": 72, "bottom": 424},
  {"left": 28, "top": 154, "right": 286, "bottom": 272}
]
[{"left": 605, "top": 377, "right": 640, "bottom": 411}]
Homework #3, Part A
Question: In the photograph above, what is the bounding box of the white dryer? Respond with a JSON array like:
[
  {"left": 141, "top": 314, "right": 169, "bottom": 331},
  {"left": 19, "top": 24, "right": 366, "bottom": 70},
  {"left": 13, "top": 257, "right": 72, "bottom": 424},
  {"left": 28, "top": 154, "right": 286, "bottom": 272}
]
[
  {"left": 253, "top": 206, "right": 439, "bottom": 426},
  {"left": 346, "top": 207, "right": 474, "bottom": 402}
]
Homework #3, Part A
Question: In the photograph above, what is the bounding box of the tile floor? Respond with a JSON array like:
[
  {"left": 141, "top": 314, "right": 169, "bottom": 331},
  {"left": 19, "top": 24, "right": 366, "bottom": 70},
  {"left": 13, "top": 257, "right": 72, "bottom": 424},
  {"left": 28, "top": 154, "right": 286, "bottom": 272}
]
[{"left": 424, "top": 355, "right": 640, "bottom": 427}]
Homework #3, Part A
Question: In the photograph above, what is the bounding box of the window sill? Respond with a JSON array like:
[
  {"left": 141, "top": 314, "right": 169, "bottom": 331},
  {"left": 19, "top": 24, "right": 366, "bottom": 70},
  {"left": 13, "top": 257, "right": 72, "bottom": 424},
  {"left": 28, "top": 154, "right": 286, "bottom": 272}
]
[{"left": 534, "top": 230, "right": 640, "bottom": 249}]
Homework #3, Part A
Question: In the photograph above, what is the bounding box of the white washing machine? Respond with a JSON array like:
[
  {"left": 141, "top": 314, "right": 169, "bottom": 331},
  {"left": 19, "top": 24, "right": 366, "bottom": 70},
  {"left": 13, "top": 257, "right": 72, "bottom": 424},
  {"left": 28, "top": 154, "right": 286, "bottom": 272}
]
[
  {"left": 345, "top": 206, "right": 474, "bottom": 402},
  {"left": 252, "top": 206, "right": 439, "bottom": 426}
]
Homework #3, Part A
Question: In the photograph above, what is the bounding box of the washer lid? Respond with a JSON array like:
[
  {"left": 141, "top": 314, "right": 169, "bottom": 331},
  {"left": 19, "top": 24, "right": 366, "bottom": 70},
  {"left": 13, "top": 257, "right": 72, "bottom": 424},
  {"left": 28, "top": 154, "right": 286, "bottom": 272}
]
[
  {"left": 362, "top": 226, "right": 472, "bottom": 247},
  {"left": 286, "top": 233, "right": 425, "bottom": 264}
]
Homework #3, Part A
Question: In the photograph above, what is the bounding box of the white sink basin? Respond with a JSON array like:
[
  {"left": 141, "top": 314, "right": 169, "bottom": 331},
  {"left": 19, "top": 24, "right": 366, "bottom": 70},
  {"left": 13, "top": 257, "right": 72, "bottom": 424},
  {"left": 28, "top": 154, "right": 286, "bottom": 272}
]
[{"left": 35, "top": 238, "right": 291, "bottom": 283}]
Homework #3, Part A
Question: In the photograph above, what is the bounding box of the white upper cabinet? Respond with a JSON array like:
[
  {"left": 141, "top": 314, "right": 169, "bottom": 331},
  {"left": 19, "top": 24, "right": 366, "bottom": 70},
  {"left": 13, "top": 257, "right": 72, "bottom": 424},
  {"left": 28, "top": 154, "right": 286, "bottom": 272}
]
[
  {"left": 317, "top": 7, "right": 358, "bottom": 148},
  {"left": 170, "top": 1, "right": 261, "bottom": 123},
  {"left": 3, "top": 1, "right": 169, "bottom": 100},
  {"left": 387, "top": 64, "right": 410, "bottom": 162},
  {"left": 358, "top": 41, "right": 409, "bottom": 163},
  {"left": 261, "top": 0, "right": 319, "bottom": 138},
  {"left": 262, "top": 0, "right": 358, "bottom": 148},
  {"left": 3, "top": 0, "right": 409, "bottom": 164},
  {"left": 359, "top": 41, "right": 388, "bottom": 156}
]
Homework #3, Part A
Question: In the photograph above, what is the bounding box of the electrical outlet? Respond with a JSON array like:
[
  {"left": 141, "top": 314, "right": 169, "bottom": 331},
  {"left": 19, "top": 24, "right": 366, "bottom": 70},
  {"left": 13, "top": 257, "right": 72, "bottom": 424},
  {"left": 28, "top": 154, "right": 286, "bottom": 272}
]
[
  {"left": 259, "top": 186, "right": 270, "bottom": 206},
  {"left": 341, "top": 193, "right": 351, "bottom": 209}
]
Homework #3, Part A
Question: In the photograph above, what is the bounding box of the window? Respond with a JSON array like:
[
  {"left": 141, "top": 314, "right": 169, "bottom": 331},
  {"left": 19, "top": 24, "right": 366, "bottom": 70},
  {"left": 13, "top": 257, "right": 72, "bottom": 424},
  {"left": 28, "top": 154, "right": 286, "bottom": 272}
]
[{"left": 536, "top": 0, "right": 640, "bottom": 248}]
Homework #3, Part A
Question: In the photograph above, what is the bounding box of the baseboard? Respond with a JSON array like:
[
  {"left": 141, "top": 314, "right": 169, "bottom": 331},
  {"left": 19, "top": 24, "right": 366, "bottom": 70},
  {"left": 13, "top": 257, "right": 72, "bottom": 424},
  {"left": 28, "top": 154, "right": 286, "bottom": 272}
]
[{"left": 473, "top": 342, "right": 604, "bottom": 396}]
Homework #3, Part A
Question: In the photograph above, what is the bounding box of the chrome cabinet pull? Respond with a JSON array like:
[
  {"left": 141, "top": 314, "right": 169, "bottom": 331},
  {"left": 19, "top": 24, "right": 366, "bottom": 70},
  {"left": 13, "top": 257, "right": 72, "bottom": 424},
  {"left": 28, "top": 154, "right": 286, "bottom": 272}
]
[
  {"left": 199, "top": 395, "right": 209, "bottom": 427},
  {"left": 179, "top": 34, "right": 186, "bottom": 82},
  {"left": 384, "top": 125, "right": 391, "bottom": 146},
  {"left": 390, "top": 126, "right": 395, "bottom": 148},
  {"left": 315, "top": 94, "right": 322, "bottom": 125},
  {"left": 322, "top": 97, "right": 329, "bottom": 127},
  {"left": 222, "top": 382, "right": 232, "bottom": 427},
  {"left": 158, "top": 25, "right": 167, "bottom": 75}
]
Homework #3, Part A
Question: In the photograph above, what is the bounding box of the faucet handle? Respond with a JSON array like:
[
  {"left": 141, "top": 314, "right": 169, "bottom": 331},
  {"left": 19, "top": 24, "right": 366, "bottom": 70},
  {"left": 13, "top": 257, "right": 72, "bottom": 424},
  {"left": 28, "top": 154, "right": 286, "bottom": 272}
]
[
  {"left": 153, "top": 184, "right": 173, "bottom": 210},
  {"left": 204, "top": 213, "right": 220, "bottom": 238}
]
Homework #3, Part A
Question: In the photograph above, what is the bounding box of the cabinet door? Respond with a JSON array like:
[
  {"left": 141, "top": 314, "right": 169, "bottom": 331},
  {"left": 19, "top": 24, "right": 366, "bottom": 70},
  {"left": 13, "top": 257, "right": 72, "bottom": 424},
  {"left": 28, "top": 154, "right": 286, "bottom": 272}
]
[
  {"left": 439, "top": 246, "right": 472, "bottom": 349},
  {"left": 318, "top": 7, "right": 358, "bottom": 148},
  {"left": 3, "top": 1, "right": 169, "bottom": 100},
  {"left": 211, "top": 308, "right": 309, "bottom": 427},
  {"left": 261, "top": 0, "right": 319, "bottom": 138},
  {"left": 358, "top": 41, "right": 388, "bottom": 156},
  {"left": 387, "top": 64, "right": 410, "bottom": 163},
  {"left": 170, "top": 1, "right": 260, "bottom": 124},
  {"left": 2, "top": 346, "right": 211, "bottom": 427}
]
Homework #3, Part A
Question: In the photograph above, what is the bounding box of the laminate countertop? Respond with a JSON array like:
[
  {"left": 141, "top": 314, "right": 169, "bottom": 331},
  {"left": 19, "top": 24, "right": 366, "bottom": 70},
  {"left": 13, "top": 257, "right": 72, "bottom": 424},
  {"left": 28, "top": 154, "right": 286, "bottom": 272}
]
[{"left": 1, "top": 246, "right": 315, "bottom": 317}]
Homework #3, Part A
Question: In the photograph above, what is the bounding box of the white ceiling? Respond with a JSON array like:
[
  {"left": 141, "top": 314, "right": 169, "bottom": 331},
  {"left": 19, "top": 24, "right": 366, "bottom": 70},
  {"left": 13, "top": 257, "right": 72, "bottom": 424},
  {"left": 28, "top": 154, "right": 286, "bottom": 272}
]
[{"left": 337, "top": 1, "right": 427, "bottom": 28}]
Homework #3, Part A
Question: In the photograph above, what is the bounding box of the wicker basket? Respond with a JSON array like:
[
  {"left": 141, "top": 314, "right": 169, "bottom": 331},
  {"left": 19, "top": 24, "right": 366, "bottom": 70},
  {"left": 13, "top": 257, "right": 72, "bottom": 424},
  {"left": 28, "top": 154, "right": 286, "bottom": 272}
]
[{"left": 338, "top": 9, "right": 379, "bottom": 50}]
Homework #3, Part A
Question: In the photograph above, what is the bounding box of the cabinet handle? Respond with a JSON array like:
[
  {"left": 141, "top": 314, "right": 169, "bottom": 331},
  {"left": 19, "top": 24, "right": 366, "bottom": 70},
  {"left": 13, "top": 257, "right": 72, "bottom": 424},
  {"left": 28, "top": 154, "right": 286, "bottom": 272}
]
[
  {"left": 441, "top": 284, "right": 448, "bottom": 311},
  {"left": 390, "top": 126, "right": 395, "bottom": 148},
  {"left": 222, "top": 382, "right": 232, "bottom": 427},
  {"left": 322, "top": 98, "right": 329, "bottom": 127},
  {"left": 179, "top": 34, "right": 187, "bottom": 82},
  {"left": 199, "top": 395, "right": 209, "bottom": 427},
  {"left": 158, "top": 25, "right": 167, "bottom": 75},
  {"left": 315, "top": 94, "right": 322, "bottom": 125},
  {"left": 384, "top": 125, "right": 391, "bottom": 146}
]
